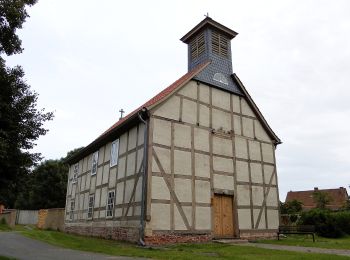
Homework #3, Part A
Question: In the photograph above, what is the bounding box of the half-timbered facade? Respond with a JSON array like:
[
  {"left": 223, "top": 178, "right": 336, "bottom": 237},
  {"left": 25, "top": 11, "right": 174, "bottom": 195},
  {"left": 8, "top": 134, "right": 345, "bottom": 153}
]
[{"left": 65, "top": 17, "right": 281, "bottom": 244}]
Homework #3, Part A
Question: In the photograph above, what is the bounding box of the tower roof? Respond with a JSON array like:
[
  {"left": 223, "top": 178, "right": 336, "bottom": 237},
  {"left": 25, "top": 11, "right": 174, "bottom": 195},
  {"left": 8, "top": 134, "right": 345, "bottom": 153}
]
[{"left": 180, "top": 17, "right": 238, "bottom": 44}]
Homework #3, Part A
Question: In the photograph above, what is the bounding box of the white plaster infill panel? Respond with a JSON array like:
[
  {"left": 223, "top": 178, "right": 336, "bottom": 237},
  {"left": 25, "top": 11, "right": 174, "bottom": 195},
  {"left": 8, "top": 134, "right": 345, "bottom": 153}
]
[
  {"left": 251, "top": 186, "right": 264, "bottom": 206},
  {"left": 152, "top": 147, "right": 171, "bottom": 174},
  {"left": 254, "top": 209, "right": 266, "bottom": 229},
  {"left": 174, "top": 123, "right": 191, "bottom": 149},
  {"left": 195, "top": 207, "right": 211, "bottom": 230},
  {"left": 236, "top": 160, "right": 249, "bottom": 182},
  {"left": 241, "top": 98, "right": 255, "bottom": 118},
  {"left": 236, "top": 185, "right": 250, "bottom": 206},
  {"left": 199, "top": 84, "right": 210, "bottom": 104},
  {"left": 174, "top": 150, "right": 191, "bottom": 175},
  {"left": 194, "top": 153, "right": 210, "bottom": 178},
  {"left": 195, "top": 180, "right": 211, "bottom": 203},
  {"left": 153, "top": 95, "right": 180, "bottom": 121},
  {"left": 151, "top": 203, "right": 170, "bottom": 230},
  {"left": 174, "top": 178, "right": 192, "bottom": 203},
  {"left": 267, "top": 210, "right": 279, "bottom": 229},
  {"left": 182, "top": 99, "right": 197, "bottom": 124},
  {"left": 213, "top": 174, "right": 234, "bottom": 191},
  {"left": 262, "top": 143, "right": 275, "bottom": 163},
  {"left": 212, "top": 109, "right": 231, "bottom": 132},
  {"left": 152, "top": 118, "right": 171, "bottom": 147},
  {"left": 212, "top": 87, "right": 231, "bottom": 111},
  {"left": 152, "top": 176, "right": 170, "bottom": 200},
  {"left": 242, "top": 117, "right": 254, "bottom": 138},
  {"left": 199, "top": 104, "right": 210, "bottom": 127},
  {"left": 213, "top": 156, "right": 233, "bottom": 173},
  {"left": 232, "top": 95, "right": 241, "bottom": 113},
  {"left": 127, "top": 126, "right": 137, "bottom": 150},
  {"left": 235, "top": 137, "right": 248, "bottom": 159},
  {"left": 248, "top": 140, "right": 261, "bottom": 161},
  {"left": 264, "top": 165, "right": 276, "bottom": 185},
  {"left": 178, "top": 80, "right": 197, "bottom": 99},
  {"left": 250, "top": 163, "right": 263, "bottom": 184},
  {"left": 194, "top": 128, "right": 209, "bottom": 152},
  {"left": 213, "top": 136, "right": 232, "bottom": 157},
  {"left": 238, "top": 209, "right": 251, "bottom": 229}
]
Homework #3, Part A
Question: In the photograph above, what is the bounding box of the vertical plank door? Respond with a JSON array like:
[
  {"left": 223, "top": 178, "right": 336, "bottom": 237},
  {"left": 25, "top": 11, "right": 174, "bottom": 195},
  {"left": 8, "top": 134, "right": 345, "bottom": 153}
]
[{"left": 213, "top": 194, "right": 234, "bottom": 237}]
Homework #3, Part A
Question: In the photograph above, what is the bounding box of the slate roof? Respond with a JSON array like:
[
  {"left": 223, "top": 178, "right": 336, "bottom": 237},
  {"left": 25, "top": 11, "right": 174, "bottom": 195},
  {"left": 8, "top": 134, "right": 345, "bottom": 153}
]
[{"left": 285, "top": 187, "right": 349, "bottom": 210}]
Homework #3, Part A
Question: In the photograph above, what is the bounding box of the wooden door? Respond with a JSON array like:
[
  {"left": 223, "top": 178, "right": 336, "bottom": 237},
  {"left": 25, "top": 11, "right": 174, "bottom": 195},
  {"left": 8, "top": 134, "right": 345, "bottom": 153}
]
[{"left": 213, "top": 194, "right": 235, "bottom": 237}]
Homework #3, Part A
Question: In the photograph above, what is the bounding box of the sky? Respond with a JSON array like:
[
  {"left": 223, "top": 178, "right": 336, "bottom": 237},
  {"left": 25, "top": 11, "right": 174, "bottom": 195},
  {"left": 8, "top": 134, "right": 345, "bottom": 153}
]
[{"left": 6, "top": 0, "right": 350, "bottom": 200}]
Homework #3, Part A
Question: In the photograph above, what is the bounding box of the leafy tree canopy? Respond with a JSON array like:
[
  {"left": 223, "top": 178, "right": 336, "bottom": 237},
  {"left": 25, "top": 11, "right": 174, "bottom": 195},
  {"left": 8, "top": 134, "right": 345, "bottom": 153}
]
[
  {"left": 280, "top": 199, "right": 303, "bottom": 214},
  {"left": 0, "top": 0, "right": 37, "bottom": 56},
  {"left": 0, "top": 0, "right": 54, "bottom": 207},
  {"left": 15, "top": 147, "right": 84, "bottom": 210}
]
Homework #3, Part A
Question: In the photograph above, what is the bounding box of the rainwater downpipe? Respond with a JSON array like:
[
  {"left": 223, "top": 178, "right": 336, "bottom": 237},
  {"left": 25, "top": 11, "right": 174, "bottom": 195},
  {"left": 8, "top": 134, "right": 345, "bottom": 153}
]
[{"left": 138, "top": 108, "right": 149, "bottom": 246}]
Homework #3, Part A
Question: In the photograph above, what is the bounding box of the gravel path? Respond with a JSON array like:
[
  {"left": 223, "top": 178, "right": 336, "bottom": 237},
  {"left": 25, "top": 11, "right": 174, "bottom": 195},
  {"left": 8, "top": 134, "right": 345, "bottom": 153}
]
[
  {"left": 244, "top": 243, "right": 350, "bottom": 257},
  {"left": 0, "top": 232, "right": 145, "bottom": 260}
]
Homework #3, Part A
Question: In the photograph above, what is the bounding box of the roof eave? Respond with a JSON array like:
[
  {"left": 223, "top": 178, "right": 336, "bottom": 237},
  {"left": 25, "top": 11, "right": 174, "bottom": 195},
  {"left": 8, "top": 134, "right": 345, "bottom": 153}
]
[
  {"left": 66, "top": 112, "right": 142, "bottom": 165},
  {"left": 180, "top": 17, "right": 238, "bottom": 43},
  {"left": 232, "top": 73, "right": 282, "bottom": 145}
]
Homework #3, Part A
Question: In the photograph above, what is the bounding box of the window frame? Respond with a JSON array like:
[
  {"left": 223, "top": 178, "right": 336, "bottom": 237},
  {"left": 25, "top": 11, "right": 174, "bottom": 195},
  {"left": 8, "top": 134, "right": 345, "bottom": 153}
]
[
  {"left": 72, "top": 163, "right": 79, "bottom": 183},
  {"left": 110, "top": 139, "right": 120, "bottom": 167},
  {"left": 69, "top": 199, "right": 75, "bottom": 220},
  {"left": 106, "top": 190, "right": 115, "bottom": 218},
  {"left": 91, "top": 151, "right": 99, "bottom": 176},
  {"left": 87, "top": 194, "right": 94, "bottom": 219}
]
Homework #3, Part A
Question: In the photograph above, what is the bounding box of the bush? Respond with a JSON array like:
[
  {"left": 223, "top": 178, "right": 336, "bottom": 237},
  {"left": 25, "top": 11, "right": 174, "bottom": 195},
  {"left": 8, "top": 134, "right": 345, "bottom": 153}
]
[
  {"left": 333, "top": 211, "right": 350, "bottom": 235},
  {"left": 298, "top": 209, "right": 343, "bottom": 238}
]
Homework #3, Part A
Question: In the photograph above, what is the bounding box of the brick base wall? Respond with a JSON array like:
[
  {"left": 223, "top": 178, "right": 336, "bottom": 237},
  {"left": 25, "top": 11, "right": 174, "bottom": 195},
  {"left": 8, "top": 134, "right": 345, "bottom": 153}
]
[
  {"left": 65, "top": 225, "right": 139, "bottom": 243},
  {"left": 144, "top": 233, "right": 212, "bottom": 246}
]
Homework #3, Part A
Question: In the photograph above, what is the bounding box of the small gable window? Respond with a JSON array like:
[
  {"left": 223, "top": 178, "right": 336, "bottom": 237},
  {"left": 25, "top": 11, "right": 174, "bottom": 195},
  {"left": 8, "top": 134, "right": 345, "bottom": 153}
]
[
  {"left": 190, "top": 32, "right": 205, "bottom": 60},
  {"left": 91, "top": 151, "right": 99, "bottom": 175},
  {"left": 110, "top": 139, "right": 119, "bottom": 167},
  {"left": 212, "top": 31, "right": 228, "bottom": 57}
]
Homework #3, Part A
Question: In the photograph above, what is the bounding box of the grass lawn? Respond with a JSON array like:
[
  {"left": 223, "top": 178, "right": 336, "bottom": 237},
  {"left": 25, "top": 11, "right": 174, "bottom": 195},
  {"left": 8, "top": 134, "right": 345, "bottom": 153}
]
[
  {"left": 0, "top": 223, "right": 11, "bottom": 232},
  {"left": 17, "top": 228, "right": 348, "bottom": 259},
  {"left": 258, "top": 234, "right": 350, "bottom": 250},
  {"left": 0, "top": 257, "right": 16, "bottom": 260}
]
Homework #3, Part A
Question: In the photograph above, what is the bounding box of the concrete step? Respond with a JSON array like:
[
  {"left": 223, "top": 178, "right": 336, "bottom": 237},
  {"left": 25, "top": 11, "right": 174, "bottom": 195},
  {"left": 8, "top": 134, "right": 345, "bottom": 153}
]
[{"left": 213, "top": 239, "right": 249, "bottom": 244}]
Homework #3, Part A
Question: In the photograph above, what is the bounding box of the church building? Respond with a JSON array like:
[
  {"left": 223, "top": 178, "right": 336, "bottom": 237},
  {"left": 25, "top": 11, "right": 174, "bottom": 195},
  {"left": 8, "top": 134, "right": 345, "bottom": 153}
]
[{"left": 65, "top": 17, "right": 282, "bottom": 245}]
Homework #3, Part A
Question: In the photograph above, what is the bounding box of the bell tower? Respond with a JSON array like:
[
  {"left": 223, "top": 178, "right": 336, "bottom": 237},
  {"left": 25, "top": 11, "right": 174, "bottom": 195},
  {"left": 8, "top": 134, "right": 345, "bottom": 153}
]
[{"left": 180, "top": 17, "right": 241, "bottom": 94}]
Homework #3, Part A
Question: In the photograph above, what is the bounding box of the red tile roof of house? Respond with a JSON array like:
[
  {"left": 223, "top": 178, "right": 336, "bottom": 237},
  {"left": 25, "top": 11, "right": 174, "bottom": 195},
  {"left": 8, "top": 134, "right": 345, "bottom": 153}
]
[{"left": 285, "top": 187, "right": 349, "bottom": 210}]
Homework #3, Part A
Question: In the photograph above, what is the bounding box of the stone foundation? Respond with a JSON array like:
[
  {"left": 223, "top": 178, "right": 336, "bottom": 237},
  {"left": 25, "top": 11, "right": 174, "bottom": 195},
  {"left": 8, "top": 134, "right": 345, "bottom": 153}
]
[
  {"left": 65, "top": 225, "right": 139, "bottom": 243},
  {"left": 144, "top": 233, "right": 212, "bottom": 245},
  {"left": 239, "top": 230, "right": 277, "bottom": 240}
]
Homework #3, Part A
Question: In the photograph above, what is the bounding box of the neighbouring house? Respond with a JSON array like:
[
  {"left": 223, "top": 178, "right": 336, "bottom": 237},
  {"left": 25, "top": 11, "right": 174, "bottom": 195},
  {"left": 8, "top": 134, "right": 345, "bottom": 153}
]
[
  {"left": 285, "top": 187, "right": 349, "bottom": 211},
  {"left": 64, "top": 17, "right": 282, "bottom": 245}
]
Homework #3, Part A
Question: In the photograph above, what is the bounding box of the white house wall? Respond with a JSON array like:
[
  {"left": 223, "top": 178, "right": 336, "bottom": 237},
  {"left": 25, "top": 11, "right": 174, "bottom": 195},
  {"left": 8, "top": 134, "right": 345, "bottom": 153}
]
[{"left": 147, "top": 80, "right": 279, "bottom": 237}]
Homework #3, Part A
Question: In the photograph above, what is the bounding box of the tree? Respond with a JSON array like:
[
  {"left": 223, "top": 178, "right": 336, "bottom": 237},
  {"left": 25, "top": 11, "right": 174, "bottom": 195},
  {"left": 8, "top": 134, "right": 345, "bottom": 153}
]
[
  {"left": 0, "top": 0, "right": 37, "bottom": 56},
  {"left": 0, "top": 0, "right": 54, "bottom": 207},
  {"left": 313, "top": 191, "right": 333, "bottom": 209},
  {"left": 15, "top": 147, "right": 84, "bottom": 209}
]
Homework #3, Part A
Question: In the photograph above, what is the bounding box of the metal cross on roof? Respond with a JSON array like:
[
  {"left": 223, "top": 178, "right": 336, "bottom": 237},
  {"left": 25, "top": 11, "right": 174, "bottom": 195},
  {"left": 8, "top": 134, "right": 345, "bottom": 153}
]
[{"left": 119, "top": 109, "right": 125, "bottom": 120}]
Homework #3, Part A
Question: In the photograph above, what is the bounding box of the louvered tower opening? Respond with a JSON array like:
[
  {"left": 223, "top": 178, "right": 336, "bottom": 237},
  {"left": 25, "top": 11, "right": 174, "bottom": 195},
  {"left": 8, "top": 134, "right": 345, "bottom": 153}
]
[
  {"left": 190, "top": 32, "right": 205, "bottom": 60},
  {"left": 211, "top": 31, "right": 228, "bottom": 57}
]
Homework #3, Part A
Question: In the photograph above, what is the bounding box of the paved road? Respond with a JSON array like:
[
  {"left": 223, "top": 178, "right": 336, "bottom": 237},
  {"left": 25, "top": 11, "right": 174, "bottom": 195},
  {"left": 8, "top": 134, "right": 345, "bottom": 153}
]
[
  {"left": 0, "top": 232, "right": 144, "bottom": 260},
  {"left": 244, "top": 243, "right": 350, "bottom": 257}
]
